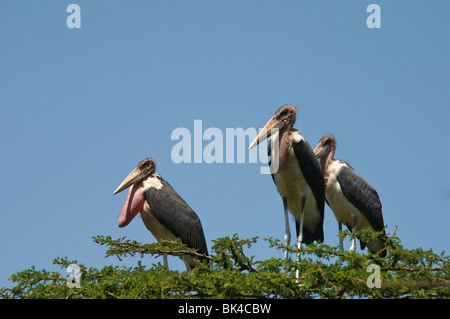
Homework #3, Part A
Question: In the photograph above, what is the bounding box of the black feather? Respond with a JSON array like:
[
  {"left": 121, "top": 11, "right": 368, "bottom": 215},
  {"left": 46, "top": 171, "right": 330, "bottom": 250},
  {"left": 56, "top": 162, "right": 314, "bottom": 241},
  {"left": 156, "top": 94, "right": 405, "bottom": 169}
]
[
  {"left": 144, "top": 175, "right": 208, "bottom": 256},
  {"left": 292, "top": 134, "right": 325, "bottom": 243},
  {"left": 337, "top": 163, "right": 384, "bottom": 232},
  {"left": 337, "top": 163, "right": 386, "bottom": 257}
]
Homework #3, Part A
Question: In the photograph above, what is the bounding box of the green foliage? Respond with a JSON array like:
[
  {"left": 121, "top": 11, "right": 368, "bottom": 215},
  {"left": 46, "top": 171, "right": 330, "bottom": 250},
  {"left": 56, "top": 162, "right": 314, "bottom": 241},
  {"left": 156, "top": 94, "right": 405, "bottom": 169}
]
[{"left": 1, "top": 230, "right": 449, "bottom": 299}]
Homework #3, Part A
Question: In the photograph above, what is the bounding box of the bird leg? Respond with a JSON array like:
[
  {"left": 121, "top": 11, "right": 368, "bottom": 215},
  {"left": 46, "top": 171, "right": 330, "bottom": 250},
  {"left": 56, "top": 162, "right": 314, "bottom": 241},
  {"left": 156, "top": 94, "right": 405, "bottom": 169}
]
[
  {"left": 182, "top": 257, "right": 192, "bottom": 273},
  {"left": 295, "top": 197, "right": 306, "bottom": 279},
  {"left": 338, "top": 221, "right": 344, "bottom": 253},
  {"left": 350, "top": 216, "right": 357, "bottom": 252},
  {"left": 283, "top": 198, "right": 291, "bottom": 259}
]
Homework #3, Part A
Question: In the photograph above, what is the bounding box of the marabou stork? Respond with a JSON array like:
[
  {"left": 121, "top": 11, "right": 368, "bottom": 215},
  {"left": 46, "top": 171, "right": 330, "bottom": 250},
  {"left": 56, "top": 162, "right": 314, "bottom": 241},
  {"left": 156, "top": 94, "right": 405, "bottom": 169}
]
[
  {"left": 113, "top": 158, "right": 209, "bottom": 272},
  {"left": 314, "top": 134, "right": 387, "bottom": 257},
  {"left": 249, "top": 105, "right": 325, "bottom": 274}
]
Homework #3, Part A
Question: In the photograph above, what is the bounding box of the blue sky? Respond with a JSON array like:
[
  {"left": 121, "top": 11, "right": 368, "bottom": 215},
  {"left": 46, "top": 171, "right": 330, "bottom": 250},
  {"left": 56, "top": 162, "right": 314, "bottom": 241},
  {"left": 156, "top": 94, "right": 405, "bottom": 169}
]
[{"left": 1, "top": 1, "right": 449, "bottom": 289}]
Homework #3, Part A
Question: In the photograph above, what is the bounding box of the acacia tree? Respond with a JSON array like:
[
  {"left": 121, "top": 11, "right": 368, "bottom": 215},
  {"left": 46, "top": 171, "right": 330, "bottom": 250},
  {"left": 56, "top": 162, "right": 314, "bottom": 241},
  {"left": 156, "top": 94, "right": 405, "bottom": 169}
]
[{"left": 1, "top": 229, "right": 449, "bottom": 299}]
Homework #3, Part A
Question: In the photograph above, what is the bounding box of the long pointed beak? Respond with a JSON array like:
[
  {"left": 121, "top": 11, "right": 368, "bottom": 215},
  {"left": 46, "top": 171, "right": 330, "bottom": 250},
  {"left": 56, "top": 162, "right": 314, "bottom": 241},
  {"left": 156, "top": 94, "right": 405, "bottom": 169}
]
[
  {"left": 113, "top": 167, "right": 147, "bottom": 195},
  {"left": 313, "top": 144, "right": 326, "bottom": 158},
  {"left": 249, "top": 116, "right": 283, "bottom": 150}
]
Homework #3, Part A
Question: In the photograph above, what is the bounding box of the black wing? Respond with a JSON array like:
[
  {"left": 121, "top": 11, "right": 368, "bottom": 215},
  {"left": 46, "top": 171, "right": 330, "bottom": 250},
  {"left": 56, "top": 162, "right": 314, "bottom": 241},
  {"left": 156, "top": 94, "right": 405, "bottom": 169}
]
[
  {"left": 337, "top": 163, "right": 384, "bottom": 232},
  {"left": 291, "top": 131, "right": 326, "bottom": 242},
  {"left": 145, "top": 176, "right": 208, "bottom": 256}
]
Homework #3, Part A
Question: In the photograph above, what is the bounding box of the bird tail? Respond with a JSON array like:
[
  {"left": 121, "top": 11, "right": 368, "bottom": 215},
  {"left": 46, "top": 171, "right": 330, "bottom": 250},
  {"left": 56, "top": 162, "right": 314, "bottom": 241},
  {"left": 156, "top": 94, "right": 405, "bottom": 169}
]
[
  {"left": 296, "top": 221, "right": 324, "bottom": 245},
  {"left": 364, "top": 230, "right": 388, "bottom": 258}
]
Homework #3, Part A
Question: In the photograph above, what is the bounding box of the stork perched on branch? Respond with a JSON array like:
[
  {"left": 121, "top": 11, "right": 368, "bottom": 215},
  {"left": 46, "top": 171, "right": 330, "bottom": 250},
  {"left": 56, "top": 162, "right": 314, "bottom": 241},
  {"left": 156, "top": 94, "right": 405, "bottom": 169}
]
[
  {"left": 314, "top": 134, "right": 387, "bottom": 257},
  {"left": 113, "top": 158, "right": 209, "bottom": 271},
  {"left": 249, "top": 105, "right": 325, "bottom": 277}
]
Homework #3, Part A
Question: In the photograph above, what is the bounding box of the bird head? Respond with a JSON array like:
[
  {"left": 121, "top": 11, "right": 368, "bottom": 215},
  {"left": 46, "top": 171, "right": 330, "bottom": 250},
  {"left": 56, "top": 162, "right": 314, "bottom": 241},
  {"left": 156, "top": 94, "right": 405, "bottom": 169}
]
[
  {"left": 113, "top": 158, "right": 156, "bottom": 195},
  {"left": 249, "top": 104, "right": 297, "bottom": 150},
  {"left": 314, "top": 134, "right": 336, "bottom": 159}
]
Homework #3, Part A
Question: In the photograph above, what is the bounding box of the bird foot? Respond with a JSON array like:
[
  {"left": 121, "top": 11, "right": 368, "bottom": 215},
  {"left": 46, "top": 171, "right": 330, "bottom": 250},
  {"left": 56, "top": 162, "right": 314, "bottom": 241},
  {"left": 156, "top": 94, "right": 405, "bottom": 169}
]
[{"left": 350, "top": 240, "right": 357, "bottom": 252}]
